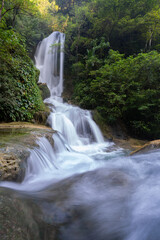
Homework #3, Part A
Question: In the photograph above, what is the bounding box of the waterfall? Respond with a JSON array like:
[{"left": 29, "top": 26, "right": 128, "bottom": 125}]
[
  {"left": 35, "top": 31, "right": 65, "bottom": 100},
  {"left": 0, "top": 31, "right": 118, "bottom": 191},
  {"left": 2, "top": 32, "right": 160, "bottom": 240},
  {"left": 35, "top": 31, "right": 105, "bottom": 146},
  {"left": 32, "top": 31, "right": 112, "bottom": 182}
]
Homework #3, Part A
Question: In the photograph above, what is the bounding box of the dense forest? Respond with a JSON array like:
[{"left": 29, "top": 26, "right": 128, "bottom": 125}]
[{"left": 1, "top": 0, "right": 160, "bottom": 139}]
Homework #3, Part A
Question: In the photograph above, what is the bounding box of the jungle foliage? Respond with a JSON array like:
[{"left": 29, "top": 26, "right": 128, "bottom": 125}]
[
  {"left": 74, "top": 50, "right": 160, "bottom": 139},
  {"left": 0, "top": 29, "right": 45, "bottom": 121},
  {"left": 53, "top": 0, "right": 160, "bottom": 139},
  {"left": 0, "top": 0, "right": 55, "bottom": 122}
]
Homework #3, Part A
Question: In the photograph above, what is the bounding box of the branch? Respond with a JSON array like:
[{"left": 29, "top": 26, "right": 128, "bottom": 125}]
[
  {"left": 1, "top": 5, "right": 20, "bottom": 18},
  {"left": 0, "top": 2, "right": 36, "bottom": 23}
]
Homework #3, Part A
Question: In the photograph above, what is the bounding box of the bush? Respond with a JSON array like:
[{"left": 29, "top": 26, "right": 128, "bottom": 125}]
[{"left": 0, "top": 29, "right": 45, "bottom": 122}]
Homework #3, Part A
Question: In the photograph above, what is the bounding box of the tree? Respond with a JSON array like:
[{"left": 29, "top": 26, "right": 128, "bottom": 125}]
[
  {"left": 143, "top": 9, "right": 160, "bottom": 50},
  {"left": 0, "top": 0, "right": 36, "bottom": 23},
  {"left": 73, "top": 49, "right": 160, "bottom": 139}
]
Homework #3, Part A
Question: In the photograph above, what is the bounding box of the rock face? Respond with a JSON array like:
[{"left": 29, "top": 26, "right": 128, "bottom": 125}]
[
  {"left": 130, "top": 139, "right": 160, "bottom": 155},
  {"left": 0, "top": 123, "right": 54, "bottom": 181},
  {"left": 93, "top": 110, "right": 147, "bottom": 150}
]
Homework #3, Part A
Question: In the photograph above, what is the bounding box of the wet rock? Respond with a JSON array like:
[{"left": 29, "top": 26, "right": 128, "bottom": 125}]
[
  {"left": 34, "top": 108, "right": 50, "bottom": 125},
  {"left": 1, "top": 169, "right": 132, "bottom": 240},
  {"left": 38, "top": 83, "right": 50, "bottom": 100},
  {"left": 93, "top": 110, "right": 147, "bottom": 151},
  {"left": 0, "top": 190, "right": 40, "bottom": 240},
  {"left": 0, "top": 187, "right": 60, "bottom": 240},
  {"left": 93, "top": 110, "right": 128, "bottom": 140},
  {"left": 0, "top": 167, "right": 135, "bottom": 240},
  {"left": 130, "top": 139, "right": 160, "bottom": 155},
  {"left": 25, "top": 168, "right": 134, "bottom": 240}
]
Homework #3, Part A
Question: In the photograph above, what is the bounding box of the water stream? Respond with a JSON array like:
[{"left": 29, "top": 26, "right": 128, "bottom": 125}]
[{"left": 1, "top": 32, "right": 160, "bottom": 240}]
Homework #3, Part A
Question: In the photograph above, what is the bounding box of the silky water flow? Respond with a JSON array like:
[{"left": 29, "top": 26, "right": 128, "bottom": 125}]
[{"left": 1, "top": 32, "right": 160, "bottom": 240}]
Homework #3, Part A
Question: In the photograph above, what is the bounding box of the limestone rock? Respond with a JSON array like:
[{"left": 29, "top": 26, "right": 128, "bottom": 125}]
[{"left": 0, "top": 153, "right": 21, "bottom": 181}]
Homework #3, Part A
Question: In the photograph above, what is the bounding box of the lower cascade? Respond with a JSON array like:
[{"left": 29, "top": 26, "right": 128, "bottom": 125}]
[{"left": 1, "top": 32, "right": 160, "bottom": 240}]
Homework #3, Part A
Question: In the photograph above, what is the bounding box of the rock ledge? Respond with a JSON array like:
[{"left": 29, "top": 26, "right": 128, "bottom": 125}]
[{"left": 0, "top": 122, "right": 54, "bottom": 181}]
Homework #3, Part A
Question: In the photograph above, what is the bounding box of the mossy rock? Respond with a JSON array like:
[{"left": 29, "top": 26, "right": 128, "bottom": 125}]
[
  {"left": 38, "top": 83, "right": 50, "bottom": 100},
  {"left": 93, "top": 110, "right": 147, "bottom": 151},
  {"left": 93, "top": 110, "right": 128, "bottom": 140},
  {"left": 34, "top": 107, "right": 50, "bottom": 125}
]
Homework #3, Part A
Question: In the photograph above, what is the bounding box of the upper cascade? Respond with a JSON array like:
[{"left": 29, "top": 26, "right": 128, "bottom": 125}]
[
  {"left": 35, "top": 31, "right": 104, "bottom": 145},
  {"left": 35, "top": 31, "right": 65, "bottom": 99}
]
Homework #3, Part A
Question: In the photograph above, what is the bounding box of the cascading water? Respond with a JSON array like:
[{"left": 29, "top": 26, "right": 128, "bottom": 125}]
[
  {"left": 1, "top": 32, "right": 160, "bottom": 240},
  {"left": 35, "top": 31, "right": 104, "bottom": 147},
  {"left": 35, "top": 31, "right": 65, "bottom": 100}
]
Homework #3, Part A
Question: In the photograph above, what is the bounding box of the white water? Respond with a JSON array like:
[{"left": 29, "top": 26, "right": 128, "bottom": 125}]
[
  {"left": 1, "top": 32, "right": 160, "bottom": 240},
  {"left": 35, "top": 31, "right": 65, "bottom": 99}
]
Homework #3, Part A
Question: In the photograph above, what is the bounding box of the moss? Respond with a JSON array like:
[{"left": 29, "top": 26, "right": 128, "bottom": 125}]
[
  {"left": 38, "top": 83, "right": 50, "bottom": 100},
  {"left": 34, "top": 106, "right": 50, "bottom": 125}
]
